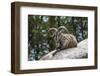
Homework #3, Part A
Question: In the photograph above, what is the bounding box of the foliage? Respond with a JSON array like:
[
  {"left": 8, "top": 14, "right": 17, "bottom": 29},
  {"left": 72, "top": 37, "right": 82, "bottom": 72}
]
[{"left": 28, "top": 15, "right": 88, "bottom": 61}]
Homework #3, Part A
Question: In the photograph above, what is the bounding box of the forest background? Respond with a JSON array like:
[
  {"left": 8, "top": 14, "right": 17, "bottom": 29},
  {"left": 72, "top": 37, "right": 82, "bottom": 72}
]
[{"left": 28, "top": 15, "right": 88, "bottom": 60}]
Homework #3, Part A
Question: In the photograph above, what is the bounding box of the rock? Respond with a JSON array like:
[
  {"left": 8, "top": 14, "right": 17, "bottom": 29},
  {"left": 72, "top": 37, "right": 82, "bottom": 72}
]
[
  {"left": 39, "top": 39, "right": 88, "bottom": 60},
  {"left": 39, "top": 50, "right": 56, "bottom": 60}
]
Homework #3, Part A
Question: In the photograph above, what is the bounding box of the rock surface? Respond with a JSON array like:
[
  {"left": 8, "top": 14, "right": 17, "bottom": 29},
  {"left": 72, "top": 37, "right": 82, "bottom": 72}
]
[{"left": 40, "top": 39, "right": 88, "bottom": 60}]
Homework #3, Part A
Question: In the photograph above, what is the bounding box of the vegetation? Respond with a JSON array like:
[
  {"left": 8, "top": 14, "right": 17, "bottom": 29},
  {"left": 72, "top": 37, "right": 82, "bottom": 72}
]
[{"left": 28, "top": 15, "right": 88, "bottom": 61}]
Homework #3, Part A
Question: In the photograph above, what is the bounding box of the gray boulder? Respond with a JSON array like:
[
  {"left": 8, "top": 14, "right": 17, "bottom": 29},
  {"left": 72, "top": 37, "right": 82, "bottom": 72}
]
[{"left": 40, "top": 39, "right": 88, "bottom": 60}]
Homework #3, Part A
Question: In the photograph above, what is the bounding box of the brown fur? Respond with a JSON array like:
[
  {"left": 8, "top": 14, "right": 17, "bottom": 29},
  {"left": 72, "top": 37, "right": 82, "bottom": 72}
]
[
  {"left": 57, "top": 26, "right": 77, "bottom": 50},
  {"left": 46, "top": 26, "right": 77, "bottom": 56}
]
